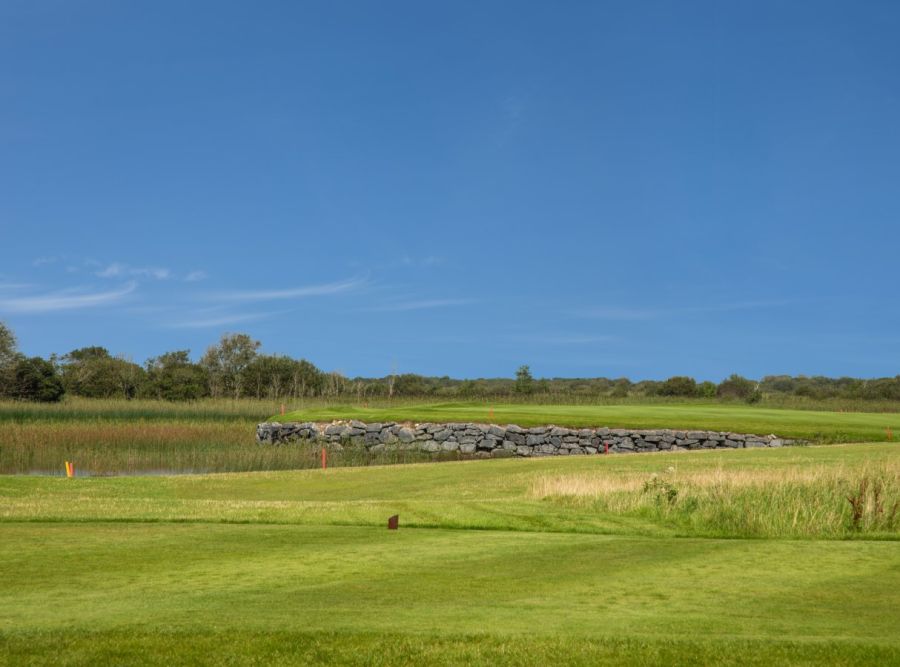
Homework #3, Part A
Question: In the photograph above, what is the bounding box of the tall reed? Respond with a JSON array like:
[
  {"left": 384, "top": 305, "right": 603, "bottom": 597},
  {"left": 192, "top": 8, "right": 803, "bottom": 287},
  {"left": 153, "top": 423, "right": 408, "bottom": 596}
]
[{"left": 532, "top": 463, "right": 900, "bottom": 538}]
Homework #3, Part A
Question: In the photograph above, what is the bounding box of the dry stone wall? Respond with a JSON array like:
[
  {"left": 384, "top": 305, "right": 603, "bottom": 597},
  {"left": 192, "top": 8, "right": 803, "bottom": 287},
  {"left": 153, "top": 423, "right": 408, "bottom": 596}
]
[{"left": 256, "top": 420, "right": 789, "bottom": 457}]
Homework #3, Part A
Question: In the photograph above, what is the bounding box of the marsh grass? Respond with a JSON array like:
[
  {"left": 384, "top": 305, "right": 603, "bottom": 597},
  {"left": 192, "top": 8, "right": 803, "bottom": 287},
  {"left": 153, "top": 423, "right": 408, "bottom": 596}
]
[
  {"left": 0, "top": 422, "right": 435, "bottom": 475},
  {"left": 532, "top": 462, "right": 900, "bottom": 538}
]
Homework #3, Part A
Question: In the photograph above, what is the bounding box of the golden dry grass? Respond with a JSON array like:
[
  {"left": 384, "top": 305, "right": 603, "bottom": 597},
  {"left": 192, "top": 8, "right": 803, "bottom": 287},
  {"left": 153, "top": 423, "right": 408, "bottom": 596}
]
[{"left": 531, "top": 460, "right": 900, "bottom": 537}]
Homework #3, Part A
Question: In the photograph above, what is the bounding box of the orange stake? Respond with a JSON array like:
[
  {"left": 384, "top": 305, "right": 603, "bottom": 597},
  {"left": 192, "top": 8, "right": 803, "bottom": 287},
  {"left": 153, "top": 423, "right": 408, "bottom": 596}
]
[
  {"left": 65, "top": 461, "right": 74, "bottom": 478},
  {"left": 280, "top": 404, "right": 285, "bottom": 416},
  {"left": 321, "top": 447, "right": 327, "bottom": 470}
]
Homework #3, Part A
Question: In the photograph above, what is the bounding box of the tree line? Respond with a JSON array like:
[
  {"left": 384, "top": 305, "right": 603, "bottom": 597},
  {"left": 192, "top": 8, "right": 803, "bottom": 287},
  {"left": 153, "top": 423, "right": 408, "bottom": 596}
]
[{"left": 1, "top": 321, "right": 899, "bottom": 403}]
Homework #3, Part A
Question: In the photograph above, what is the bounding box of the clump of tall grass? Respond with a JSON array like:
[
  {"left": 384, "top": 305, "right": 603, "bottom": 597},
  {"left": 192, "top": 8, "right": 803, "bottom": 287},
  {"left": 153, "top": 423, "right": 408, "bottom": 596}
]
[{"left": 532, "top": 463, "right": 900, "bottom": 538}]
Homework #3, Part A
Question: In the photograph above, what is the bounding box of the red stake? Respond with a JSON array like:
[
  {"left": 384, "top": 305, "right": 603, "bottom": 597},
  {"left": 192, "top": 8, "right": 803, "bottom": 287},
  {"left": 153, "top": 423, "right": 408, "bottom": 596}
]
[
  {"left": 604, "top": 442, "right": 609, "bottom": 455},
  {"left": 321, "top": 447, "right": 327, "bottom": 470}
]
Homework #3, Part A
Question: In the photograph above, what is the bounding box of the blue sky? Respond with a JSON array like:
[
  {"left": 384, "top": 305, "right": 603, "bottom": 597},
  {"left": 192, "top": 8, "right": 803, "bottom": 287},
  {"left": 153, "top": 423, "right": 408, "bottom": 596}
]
[{"left": 1, "top": 1, "right": 898, "bottom": 380}]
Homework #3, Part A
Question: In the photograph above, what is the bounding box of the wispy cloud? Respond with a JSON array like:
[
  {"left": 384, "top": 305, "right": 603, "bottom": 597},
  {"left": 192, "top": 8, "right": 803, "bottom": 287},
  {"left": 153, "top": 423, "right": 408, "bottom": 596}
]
[
  {"left": 165, "top": 311, "right": 276, "bottom": 329},
  {"left": 211, "top": 277, "right": 366, "bottom": 302},
  {"left": 512, "top": 333, "right": 615, "bottom": 345},
  {"left": 95, "top": 262, "right": 170, "bottom": 280},
  {"left": 399, "top": 255, "right": 444, "bottom": 268},
  {"left": 0, "top": 282, "right": 34, "bottom": 291},
  {"left": 571, "top": 307, "right": 658, "bottom": 321},
  {"left": 0, "top": 282, "right": 137, "bottom": 313},
  {"left": 365, "top": 298, "right": 475, "bottom": 312},
  {"left": 32, "top": 256, "right": 58, "bottom": 267},
  {"left": 185, "top": 270, "right": 208, "bottom": 282},
  {"left": 572, "top": 300, "right": 796, "bottom": 321}
]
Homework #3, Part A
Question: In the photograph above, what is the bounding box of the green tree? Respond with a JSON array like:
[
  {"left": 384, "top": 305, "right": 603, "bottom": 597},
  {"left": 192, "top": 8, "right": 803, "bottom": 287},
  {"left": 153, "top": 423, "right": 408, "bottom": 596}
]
[
  {"left": 11, "top": 356, "right": 65, "bottom": 402},
  {"left": 0, "top": 321, "right": 18, "bottom": 368},
  {"left": 144, "top": 350, "right": 209, "bottom": 401},
  {"left": 658, "top": 376, "right": 698, "bottom": 397},
  {"left": 0, "top": 321, "right": 22, "bottom": 397},
  {"left": 697, "top": 381, "right": 717, "bottom": 398},
  {"left": 60, "top": 347, "right": 146, "bottom": 399},
  {"left": 515, "top": 365, "right": 534, "bottom": 394},
  {"left": 717, "top": 374, "right": 757, "bottom": 401},
  {"left": 241, "top": 355, "right": 323, "bottom": 399},
  {"left": 200, "top": 333, "right": 261, "bottom": 399}
]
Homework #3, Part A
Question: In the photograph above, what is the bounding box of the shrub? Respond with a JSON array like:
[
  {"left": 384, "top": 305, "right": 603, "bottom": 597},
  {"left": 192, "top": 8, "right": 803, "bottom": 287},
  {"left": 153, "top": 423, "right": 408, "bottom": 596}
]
[
  {"left": 12, "top": 357, "right": 65, "bottom": 402},
  {"left": 658, "top": 376, "right": 698, "bottom": 397},
  {"left": 717, "top": 374, "right": 756, "bottom": 400}
]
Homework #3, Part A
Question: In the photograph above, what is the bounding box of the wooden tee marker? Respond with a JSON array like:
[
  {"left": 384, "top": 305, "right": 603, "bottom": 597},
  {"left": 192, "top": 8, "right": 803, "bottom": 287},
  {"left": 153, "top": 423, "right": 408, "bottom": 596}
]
[{"left": 387, "top": 515, "right": 399, "bottom": 530}]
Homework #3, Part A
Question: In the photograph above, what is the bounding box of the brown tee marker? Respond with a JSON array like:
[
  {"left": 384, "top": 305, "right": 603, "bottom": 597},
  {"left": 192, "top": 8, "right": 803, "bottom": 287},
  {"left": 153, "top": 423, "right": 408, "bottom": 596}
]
[{"left": 387, "top": 515, "right": 399, "bottom": 530}]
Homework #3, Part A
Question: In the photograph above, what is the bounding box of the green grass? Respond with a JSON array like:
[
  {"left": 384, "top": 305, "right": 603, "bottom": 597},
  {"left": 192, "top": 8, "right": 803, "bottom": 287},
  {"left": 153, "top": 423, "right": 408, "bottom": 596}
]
[
  {"left": 2, "top": 444, "right": 900, "bottom": 664},
  {"left": 2, "top": 523, "right": 898, "bottom": 665},
  {"left": 2, "top": 398, "right": 899, "bottom": 664},
  {"left": 281, "top": 401, "right": 900, "bottom": 443},
  {"left": 4, "top": 399, "right": 898, "bottom": 476}
]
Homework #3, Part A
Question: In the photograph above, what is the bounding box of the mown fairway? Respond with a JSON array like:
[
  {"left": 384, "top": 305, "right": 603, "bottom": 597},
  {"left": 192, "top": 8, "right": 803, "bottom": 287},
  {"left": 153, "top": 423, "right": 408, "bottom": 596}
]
[{"left": 1, "top": 443, "right": 899, "bottom": 665}]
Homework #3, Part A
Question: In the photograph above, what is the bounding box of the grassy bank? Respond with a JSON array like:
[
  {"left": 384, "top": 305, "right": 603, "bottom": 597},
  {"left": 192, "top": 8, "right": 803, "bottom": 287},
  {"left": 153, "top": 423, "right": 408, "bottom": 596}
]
[
  {"left": 1, "top": 444, "right": 899, "bottom": 665},
  {"left": 281, "top": 402, "right": 899, "bottom": 443}
]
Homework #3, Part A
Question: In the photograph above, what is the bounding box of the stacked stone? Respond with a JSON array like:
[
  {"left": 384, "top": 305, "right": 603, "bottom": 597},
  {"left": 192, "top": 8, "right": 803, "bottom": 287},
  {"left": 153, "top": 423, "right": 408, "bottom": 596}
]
[{"left": 256, "top": 421, "right": 787, "bottom": 456}]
